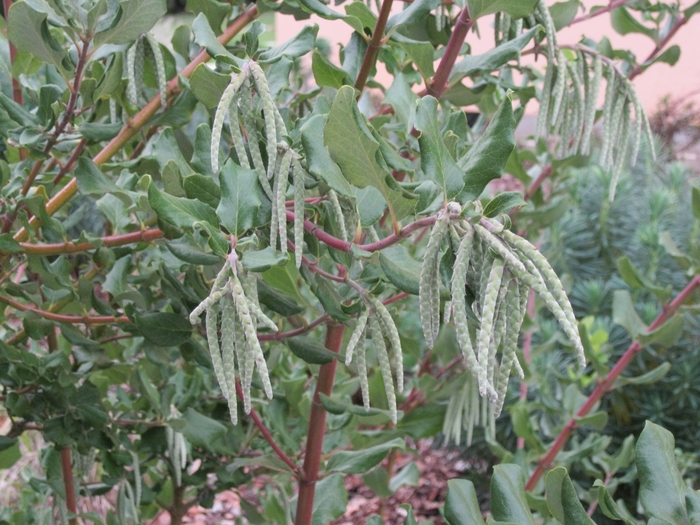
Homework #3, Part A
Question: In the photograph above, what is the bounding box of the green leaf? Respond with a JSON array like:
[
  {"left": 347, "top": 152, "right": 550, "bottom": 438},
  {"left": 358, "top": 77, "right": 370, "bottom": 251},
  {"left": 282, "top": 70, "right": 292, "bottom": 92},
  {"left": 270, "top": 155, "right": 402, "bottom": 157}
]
[
  {"left": 616, "top": 256, "right": 670, "bottom": 302},
  {"left": 574, "top": 411, "right": 608, "bottom": 431},
  {"left": 386, "top": 0, "right": 441, "bottom": 31},
  {"left": 389, "top": 462, "right": 420, "bottom": 492},
  {"left": 0, "top": 436, "right": 17, "bottom": 453},
  {"left": 135, "top": 312, "right": 193, "bottom": 346},
  {"left": 395, "top": 403, "right": 447, "bottom": 438},
  {"left": 300, "top": 114, "right": 353, "bottom": 197},
  {"left": 612, "top": 289, "right": 647, "bottom": 339},
  {"left": 549, "top": 0, "right": 581, "bottom": 31},
  {"left": 693, "top": 186, "right": 700, "bottom": 221},
  {"left": 393, "top": 35, "right": 435, "bottom": 80},
  {"left": 0, "top": 92, "right": 41, "bottom": 126},
  {"left": 483, "top": 191, "right": 525, "bottom": 217},
  {"left": 137, "top": 367, "right": 161, "bottom": 409},
  {"left": 319, "top": 393, "right": 393, "bottom": 420},
  {"left": 325, "top": 86, "right": 416, "bottom": 221},
  {"left": 166, "top": 236, "right": 223, "bottom": 265},
  {"left": 450, "top": 26, "right": 541, "bottom": 82},
  {"left": 593, "top": 480, "right": 636, "bottom": 525},
  {"left": 311, "top": 51, "right": 348, "bottom": 89},
  {"left": 259, "top": 25, "right": 318, "bottom": 64},
  {"left": 415, "top": 97, "right": 465, "bottom": 199},
  {"left": 176, "top": 408, "right": 227, "bottom": 450},
  {"left": 310, "top": 473, "right": 348, "bottom": 525},
  {"left": 0, "top": 442, "right": 21, "bottom": 470},
  {"left": 0, "top": 233, "right": 22, "bottom": 253},
  {"left": 78, "top": 122, "right": 123, "bottom": 143},
  {"left": 457, "top": 95, "right": 515, "bottom": 201},
  {"left": 638, "top": 315, "right": 685, "bottom": 347},
  {"left": 491, "top": 464, "right": 538, "bottom": 525},
  {"left": 402, "top": 504, "right": 418, "bottom": 525},
  {"left": 379, "top": 245, "right": 421, "bottom": 296},
  {"left": 467, "top": 0, "right": 538, "bottom": 19},
  {"left": 384, "top": 73, "right": 419, "bottom": 135},
  {"left": 645, "top": 45, "right": 680, "bottom": 68},
  {"left": 546, "top": 467, "right": 596, "bottom": 525},
  {"left": 75, "top": 158, "right": 131, "bottom": 205},
  {"left": 636, "top": 421, "right": 691, "bottom": 525},
  {"left": 191, "top": 13, "right": 240, "bottom": 64},
  {"left": 286, "top": 336, "right": 339, "bottom": 365},
  {"left": 257, "top": 279, "right": 304, "bottom": 316},
  {"left": 183, "top": 174, "right": 221, "bottom": 208},
  {"left": 444, "top": 479, "right": 487, "bottom": 525},
  {"left": 148, "top": 183, "right": 220, "bottom": 230},
  {"left": 94, "top": 0, "right": 167, "bottom": 46},
  {"left": 327, "top": 438, "right": 405, "bottom": 474},
  {"left": 189, "top": 64, "right": 232, "bottom": 108},
  {"left": 7, "top": 2, "right": 69, "bottom": 74},
  {"left": 612, "top": 362, "right": 671, "bottom": 390},
  {"left": 241, "top": 247, "right": 289, "bottom": 272},
  {"left": 185, "top": 0, "right": 230, "bottom": 34},
  {"left": 217, "top": 160, "right": 269, "bottom": 236},
  {"left": 611, "top": 7, "right": 656, "bottom": 40}
]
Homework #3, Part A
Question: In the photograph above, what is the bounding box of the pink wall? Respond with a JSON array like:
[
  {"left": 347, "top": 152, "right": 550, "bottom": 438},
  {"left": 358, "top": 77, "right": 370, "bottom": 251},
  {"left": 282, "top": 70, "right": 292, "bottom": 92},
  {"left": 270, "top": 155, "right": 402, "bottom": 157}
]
[{"left": 275, "top": 1, "right": 700, "bottom": 113}]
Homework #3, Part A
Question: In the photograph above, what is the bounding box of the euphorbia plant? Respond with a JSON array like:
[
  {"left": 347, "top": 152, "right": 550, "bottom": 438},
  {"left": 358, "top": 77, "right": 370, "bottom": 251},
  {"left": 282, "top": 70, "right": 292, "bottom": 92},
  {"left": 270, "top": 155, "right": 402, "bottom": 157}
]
[{"left": 0, "top": 0, "right": 697, "bottom": 523}]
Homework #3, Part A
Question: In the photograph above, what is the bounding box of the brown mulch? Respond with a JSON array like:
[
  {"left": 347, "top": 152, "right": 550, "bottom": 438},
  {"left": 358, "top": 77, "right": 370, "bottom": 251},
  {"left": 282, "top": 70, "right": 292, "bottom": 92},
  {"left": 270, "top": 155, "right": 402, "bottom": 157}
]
[{"left": 182, "top": 438, "right": 489, "bottom": 525}]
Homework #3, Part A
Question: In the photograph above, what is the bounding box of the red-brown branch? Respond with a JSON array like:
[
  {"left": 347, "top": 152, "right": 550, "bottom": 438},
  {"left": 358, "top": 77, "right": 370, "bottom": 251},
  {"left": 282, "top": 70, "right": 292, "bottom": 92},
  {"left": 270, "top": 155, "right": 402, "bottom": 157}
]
[
  {"left": 525, "top": 275, "right": 700, "bottom": 491},
  {"left": 569, "top": 0, "right": 631, "bottom": 26},
  {"left": 354, "top": 0, "right": 395, "bottom": 93},
  {"left": 0, "top": 293, "right": 130, "bottom": 324},
  {"left": 235, "top": 381, "right": 300, "bottom": 474},
  {"left": 628, "top": 14, "right": 688, "bottom": 80},
  {"left": 18, "top": 228, "right": 164, "bottom": 255},
  {"left": 426, "top": 6, "right": 473, "bottom": 99},
  {"left": 295, "top": 324, "right": 345, "bottom": 525}
]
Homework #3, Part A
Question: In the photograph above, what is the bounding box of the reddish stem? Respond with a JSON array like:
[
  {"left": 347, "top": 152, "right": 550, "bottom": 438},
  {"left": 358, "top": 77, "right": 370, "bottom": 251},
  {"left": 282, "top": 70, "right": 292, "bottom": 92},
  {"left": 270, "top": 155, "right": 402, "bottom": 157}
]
[
  {"left": 18, "top": 228, "right": 164, "bottom": 255},
  {"left": 52, "top": 138, "right": 88, "bottom": 185},
  {"left": 569, "top": 0, "right": 631, "bottom": 26},
  {"left": 295, "top": 323, "right": 345, "bottom": 525},
  {"left": 0, "top": 293, "right": 130, "bottom": 324},
  {"left": 525, "top": 275, "right": 700, "bottom": 491},
  {"left": 3, "top": 0, "right": 23, "bottom": 107},
  {"left": 354, "top": 0, "right": 395, "bottom": 93},
  {"left": 235, "top": 381, "right": 300, "bottom": 474},
  {"left": 628, "top": 14, "right": 688, "bottom": 80},
  {"left": 426, "top": 6, "right": 473, "bottom": 99},
  {"left": 60, "top": 447, "right": 79, "bottom": 525}
]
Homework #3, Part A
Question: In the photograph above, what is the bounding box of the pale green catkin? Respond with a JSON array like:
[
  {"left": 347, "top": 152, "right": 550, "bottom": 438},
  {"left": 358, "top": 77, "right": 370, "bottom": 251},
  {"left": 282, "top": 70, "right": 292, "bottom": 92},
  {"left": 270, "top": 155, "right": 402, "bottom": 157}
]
[
  {"left": 355, "top": 332, "right": 370, "bottom": 411},
  {"left": 610, "top": 100, "right": 631, "bottom": 202},
  {"left": 550, "top": 51, "right": 568, "bottom": 129},
  {"left": 367, "top": 293, "right": 404, "bottom": 392},
  {"left": 582, "top": 53, "right": 602, "bottom": 155},
  {"left": 292, "top": 161, "right": 305, "bottom": 269},
  {"left": 370, "top": 316, "right": 397, "bottom": 424},
  {"left": 240, "top": 80, "right": 271, "bottom": 196},
  {"left": 328, "top": 190, "right": 348, "bottom": 242},
  {"left": 489, "top": 279, "right": 511, "bottom": 389},
  {"left": 145, "top": 33, "right": 167, "bottom": 108},
  {"left": 603, "top": 92, "right": 625, "bottom": 169},
  {"left": 474, "top": 223, "right": 583, "bottom": 366},
  {"left": 451, "top": 225, "right": 480, "bottom": 379},
  {"left": 109, "top": 98, "right": 118, "bottom": 124},
  {"left": 466, "top": 376, "right": 479, "bottom": 445},
  {"left": 205, "top": 305, "right": 228, "bottom": 400},
  {"left": 230, "top": 269, "right": 273, "bottom": 412},
  {"left": 130, "top": 451, "right": 141, "bottom": 506},
  {"left": 211, "top": 71, "right": 247, "bottom": 174},
  {"left": 443, "top": 300, "right": 452, "bottom": 325},
  {"left": 494, "top": 283, "right": 522, "bottom": 416},
  {"left": 346, "top": 307, "right": 370, "bottom": 366},
  {"left": 443, "top": 382, "right": 467, "bottom": 444},
  {"left": 248, "top": 62, "right": 279, "bottom": 184},
  {"left": 227, "top": 102, "right": 254, "bottom": 171},
  {"left": 600, "top": 64, "right": 617, "bottom": 167},
  {"left": 537, "top": 0, "right": 557, "bottom": 60},
  {"left": 494, "top": 12, "right": 502, "bottom": 46},
  {"left": 536, "top": 65, "right": 555, "bottom": 140},
  {"left": 420, "top": 215, "right": 448, "bottom": 347},
  {"left": 126, "top": 42, "right": 139, "bottom": 108},
  {"left": 476, "top": 257, "right": 504, "bottom": 401},
  {"left": 567, "top": 60, "right": 585, "bottom": 155},
  {"left": 221, "top": 296, "right": 239, "bottom": 425},
  {"left": 276, "top": 146, "right": 292, "bottom": 254}
]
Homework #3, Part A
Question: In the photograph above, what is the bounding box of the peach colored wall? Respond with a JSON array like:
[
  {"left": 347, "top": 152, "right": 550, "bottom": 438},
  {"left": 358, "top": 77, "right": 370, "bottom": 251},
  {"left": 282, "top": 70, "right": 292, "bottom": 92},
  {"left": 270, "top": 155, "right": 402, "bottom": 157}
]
[{"left": 275, "top": 1, "right": 700, "bottom": 113}]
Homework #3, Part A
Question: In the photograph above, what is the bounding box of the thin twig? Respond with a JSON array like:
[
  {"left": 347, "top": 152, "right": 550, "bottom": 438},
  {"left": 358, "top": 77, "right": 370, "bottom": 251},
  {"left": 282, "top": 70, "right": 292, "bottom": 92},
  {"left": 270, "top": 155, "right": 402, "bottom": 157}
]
[{"left": 355, "top": 0, "right": 395, "bottom": 93}]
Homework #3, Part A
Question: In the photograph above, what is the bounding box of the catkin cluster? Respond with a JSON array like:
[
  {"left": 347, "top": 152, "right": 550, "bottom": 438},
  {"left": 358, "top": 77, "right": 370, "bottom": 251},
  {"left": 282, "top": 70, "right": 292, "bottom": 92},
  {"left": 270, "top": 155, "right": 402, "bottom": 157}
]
[
  {"left": 495, "top": 1, "right": 656, "bottom": 197},
  {"left": 125, "top": 33, "right": 167, "bottom": 110},
  {"left": 211, "top": 62, "right": 306, "bottom": 269},
  {"left": 189, "top": 254, "right": 277, "bottom": 424},
  {"left": 344, "top": 294, "right": 404, "bottom": 424},
  {"left": 420, "top": 205, "right": 585, "bottom": 418}
]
